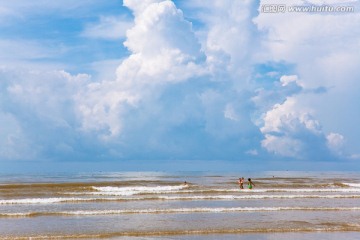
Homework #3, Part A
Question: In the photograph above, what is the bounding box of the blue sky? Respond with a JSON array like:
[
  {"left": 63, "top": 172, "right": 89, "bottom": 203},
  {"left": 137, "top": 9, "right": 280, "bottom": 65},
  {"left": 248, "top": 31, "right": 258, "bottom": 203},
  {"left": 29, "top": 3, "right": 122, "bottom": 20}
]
[{"left": 0, "top": 0, "right": 360, "bottom": 172}]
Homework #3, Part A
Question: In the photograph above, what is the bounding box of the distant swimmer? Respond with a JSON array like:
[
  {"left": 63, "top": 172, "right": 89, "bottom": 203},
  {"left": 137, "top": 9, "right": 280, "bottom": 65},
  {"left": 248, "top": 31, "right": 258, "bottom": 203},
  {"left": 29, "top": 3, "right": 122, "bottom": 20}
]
[
  {"left": 238, "top": 177, "right": 244, "bottom": 189},
  {"left": 247, "top": 178, "right": 255, "bottom": 189},
  {"left": 183, "top": 181, "right": 188, "bottom": 186}
]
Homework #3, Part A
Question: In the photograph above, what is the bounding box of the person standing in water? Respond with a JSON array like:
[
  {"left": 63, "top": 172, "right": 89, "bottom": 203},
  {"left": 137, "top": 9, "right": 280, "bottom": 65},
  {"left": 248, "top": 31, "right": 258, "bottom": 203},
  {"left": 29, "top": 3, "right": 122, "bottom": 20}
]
[
  {"left": 247, "top": 178, "right": 255, "bottom": 189},
  {"left": 238, "top": 177, "right": 244, "bottom": 189}
]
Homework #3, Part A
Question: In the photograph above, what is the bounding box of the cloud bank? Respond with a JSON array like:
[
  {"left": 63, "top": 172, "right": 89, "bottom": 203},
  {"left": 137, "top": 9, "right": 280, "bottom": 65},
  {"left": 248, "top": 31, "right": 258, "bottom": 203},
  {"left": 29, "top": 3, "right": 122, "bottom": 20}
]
[{"left": 0, "top": 0, "right": 359, "bottom": 165}]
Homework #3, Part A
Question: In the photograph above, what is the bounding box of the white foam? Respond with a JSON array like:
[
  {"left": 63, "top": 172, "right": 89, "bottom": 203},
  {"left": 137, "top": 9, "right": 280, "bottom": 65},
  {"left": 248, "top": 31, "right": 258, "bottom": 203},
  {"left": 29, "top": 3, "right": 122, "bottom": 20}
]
[
  {"left": 58, "top": 207, "right": 291, "bottom": 215},
  {"left": 91, "top": 185, "right": 187, "bottom": 196},
  {"left": 183, "top": 188, "right": 360, "bottom": 193},
  {"left": 158, "top": 194, "right": 360, "bottom": 200},
  {"left": 2, "top": 193, "right": 360, "bottom": 205},
  {"left": 5, "top": 207, "right": 360, "bottom": 217},
  {"left": 343, "top": 183, "right": 360, "bottom": 188},
  {"left": 72, "top": 206, "right": 360, "bottom": 214},
  {"left": 0, "top": 197, "right": 101, "bottom": 205},
  {"left": 70, "top": 185, "right": 360, "bottom": 197},
  {"left": 268, "top": 188, "right": 360, "bottom": 193}
]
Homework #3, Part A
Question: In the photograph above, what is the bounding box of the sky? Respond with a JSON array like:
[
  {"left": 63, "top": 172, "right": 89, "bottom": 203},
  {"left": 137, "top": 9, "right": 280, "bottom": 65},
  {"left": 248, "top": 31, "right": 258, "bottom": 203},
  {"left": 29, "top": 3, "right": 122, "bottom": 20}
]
[{"left": 0, "top": 0, "right": 359, "bottom": 172}]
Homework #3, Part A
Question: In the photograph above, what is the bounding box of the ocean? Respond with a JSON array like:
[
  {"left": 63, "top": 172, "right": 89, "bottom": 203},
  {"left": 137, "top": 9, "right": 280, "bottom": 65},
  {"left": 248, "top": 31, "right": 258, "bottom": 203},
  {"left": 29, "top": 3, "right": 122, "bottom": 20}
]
[{"left": 1, "top": 171, "right": 360, "bottom": 239}]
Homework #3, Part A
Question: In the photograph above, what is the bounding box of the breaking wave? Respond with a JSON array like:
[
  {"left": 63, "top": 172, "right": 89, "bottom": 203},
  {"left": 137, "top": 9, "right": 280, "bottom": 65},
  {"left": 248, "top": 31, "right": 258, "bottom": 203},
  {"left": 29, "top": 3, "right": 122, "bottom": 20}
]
[
  {"left": 91, "top": 185, "right": 188, "bottom": 196},
  {"left": 3, "top": 206, "right": 360, "bottom": 218},
  {"left": 2, "top": 194, "right": 360, "bottom": 205}
]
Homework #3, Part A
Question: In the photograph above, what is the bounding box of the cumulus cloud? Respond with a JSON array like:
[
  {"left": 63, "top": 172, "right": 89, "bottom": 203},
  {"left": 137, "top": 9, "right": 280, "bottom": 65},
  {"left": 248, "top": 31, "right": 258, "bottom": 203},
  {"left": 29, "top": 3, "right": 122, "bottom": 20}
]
[
  {"left": 256, "top": 77, "right": 346, "bottom": 160},
  {"left": 253, "top": 0, "right": 360, "bottom": 160},
  {"left": 123, "top": 0, "right": 161, "bottom": 14},
  {"left": 195, "top": 0, "right": 260, "bottom": 82},
  {"left": 74, "top": 0, "right": 266, "bottom": 159},
  {"left": 77, "top": 0, "right": 206, "bottom": 140},
  {"left": 260, "top": 97, "right": 326, "bottom": 159},
  {"left": 250, "top": 71, "right": 345, "bottom": 160},
  {"left": 0, "top": 67, "right": 90, "bottom": 160},
  {"left": 0, "top": 0, "right": 358, "bottom": 164}
]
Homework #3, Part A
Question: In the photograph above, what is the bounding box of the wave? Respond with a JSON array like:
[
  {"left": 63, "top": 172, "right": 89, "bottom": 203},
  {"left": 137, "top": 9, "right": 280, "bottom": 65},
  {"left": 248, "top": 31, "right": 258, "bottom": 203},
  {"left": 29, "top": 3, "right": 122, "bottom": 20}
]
[
  {"left": 87, "top": 186, "right": 360, "bottom": 196},
  {"left": 91, "top": 185, "right": 188, "bottom": 196},
  {"left": 186, "top": 188, "right": 360, "bottom": 194},
  {"left": 2, "top": 194, "right": 360, "bottom": 205},
  {"left": 0, "top": 197, "right": 115, "bottom": 205},
  {"left": 157, "top": 194, "right": 360, "bottom": 200},
  {"left": 246, "top": 188, "right": 360, "bottom": 193},
  {"left": 343, "top": 183, "right": 360, "bottom": 188},
  {"left": 3, "top": 206, "right": 360, "bottom": 218}
]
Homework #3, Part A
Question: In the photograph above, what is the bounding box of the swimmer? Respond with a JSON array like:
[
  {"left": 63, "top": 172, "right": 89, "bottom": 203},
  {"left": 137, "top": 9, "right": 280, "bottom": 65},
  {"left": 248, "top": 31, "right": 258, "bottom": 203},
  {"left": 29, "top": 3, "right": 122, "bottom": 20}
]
[
  {"left": 247, "top": 178, "right": 255, "bottom": 189},
  {"left": 238, "top": 177, "right": 244, "bottom": 189}
]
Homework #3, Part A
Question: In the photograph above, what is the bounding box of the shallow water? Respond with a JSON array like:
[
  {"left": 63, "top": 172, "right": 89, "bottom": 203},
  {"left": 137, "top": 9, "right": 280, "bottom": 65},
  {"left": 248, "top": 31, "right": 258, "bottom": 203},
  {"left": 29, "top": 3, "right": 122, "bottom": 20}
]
[{"left": 1, "top": 171, "right": 360, "bottom": 239}]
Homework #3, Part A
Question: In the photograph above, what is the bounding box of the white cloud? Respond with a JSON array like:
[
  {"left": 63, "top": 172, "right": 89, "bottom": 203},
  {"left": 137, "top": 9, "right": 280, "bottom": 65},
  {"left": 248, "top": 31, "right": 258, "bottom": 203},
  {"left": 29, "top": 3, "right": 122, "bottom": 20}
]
[
  {"left": 261, "top": 97, "right": 321, "bottom": 135},
  {"left": 0, "top": 39, "right": 62, "bottom": 62},
  {"left": 326, "top": 132, "right": 345, "bottom": 154},
  {"left": 350, "top": 154, "right": 360, "bottom": 160},
  {"left": 246, "top": 149, "right": 258, "bottom": 156},
  {"left": 255, "top": 1, "right": 360, "bottom": 66},
  {"left": 262, "top": 134, "right": 304, "bottom": 158},
  {"left": 81, "top": 16, "right": 133, "bottom": 40},
  {"left": 194, "top": 0, "right": 260, "bottom": 82},
  {"left": 90, "top": 59, "right": 123, "bottom": 81},
  {"left": 74, "top": 0, "right": 265, "bottom": 159},
  {"left": 0, "top": 0, "right": 105, "bottom": 15},
  {"left": 280, "top": 75, "right": 300, "bottom": 87},
  {"left": 0, "top": 6, "right": 17, "bottom": 22},
  {"left": 123, "top": 0, "right": 161, "bottom": 14},
  {"left": 76, "top": 80, "right": 138, "bottom": 138},
  {"left": 0, "top": 112, "right": 36, "bottom": 160},
  {"left": 260, "top": 96, "right": 347, "bottom": 160},
  {"left": 252, "top": 74, "right": 303, "bottom": 120},
  {"left": 1, "top": 0, "right": 358, "bottom": 163},
  {"left": 0, "top": 38, "right": 73, "bottom": 73},
  {"left": 0, "top": 67, "right": 91, "bottom": 160},
  {"left": 4, "top": 69, "right": 90, "bottom": 121},
  {"left": 0, "top": 2, "right": 87, "bottom": 28},
  {"left": 77, "top": 0, "right": 205, "bottom": 139},
  {"left": 224, "top": 104, "right": 239, "bottom": 121},
  {"left": 260, "top": 97, "right": 319, "bottom": 158},
  {"left": 254, "top": 0, "right": 360, "bottom": 159},
  {"left": 123, "top": 1, "right": 202, "bottom": 58},
  {"left": 305, "top": 0, "right": 358, "bottom": 5}
]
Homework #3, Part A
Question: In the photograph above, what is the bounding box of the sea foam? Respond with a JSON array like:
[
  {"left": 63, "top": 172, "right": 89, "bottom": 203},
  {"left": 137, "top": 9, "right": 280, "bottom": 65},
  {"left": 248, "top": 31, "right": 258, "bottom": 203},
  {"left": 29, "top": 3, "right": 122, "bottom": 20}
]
[{"left": 91, "top": 185, "right": 187, "bottom": 196}]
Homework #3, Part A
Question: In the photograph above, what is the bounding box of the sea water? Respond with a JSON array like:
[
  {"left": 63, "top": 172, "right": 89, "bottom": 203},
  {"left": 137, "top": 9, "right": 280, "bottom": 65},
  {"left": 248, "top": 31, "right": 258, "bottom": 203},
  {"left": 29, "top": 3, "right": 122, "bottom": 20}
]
[{"left": 1, "top": 171, "right": 360, "bottom": 239}]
